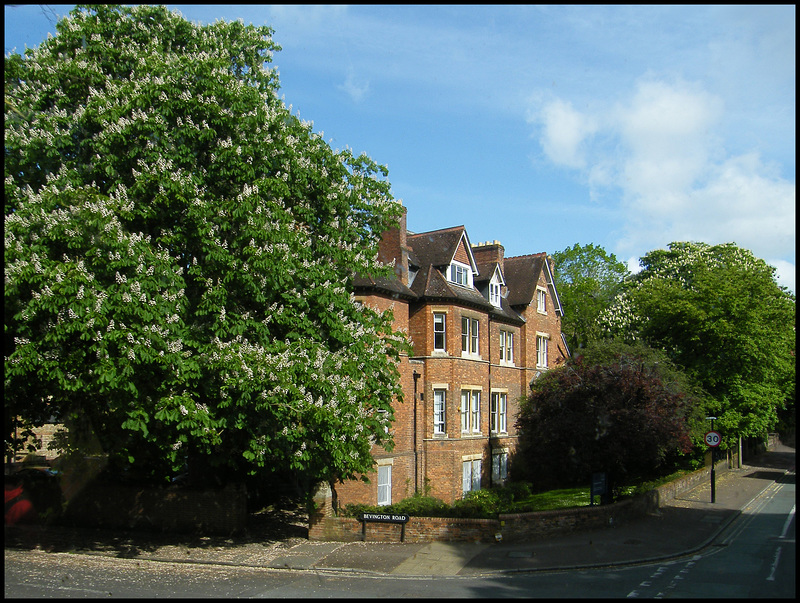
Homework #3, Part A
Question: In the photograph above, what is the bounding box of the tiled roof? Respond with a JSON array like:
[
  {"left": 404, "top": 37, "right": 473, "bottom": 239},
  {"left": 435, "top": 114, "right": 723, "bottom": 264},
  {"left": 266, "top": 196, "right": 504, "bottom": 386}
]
[
  {"left": 503, "top": 253, "right": 547, "bottom": 307},
  {"left": 353, "top": 273, "right": 417, "bottom": 299},
  {"left": 357, "top": 223, "right": 553, "bottom": 324},
  {"left": 491, "top": 296, "right": 525, "bottom": 324},
  {"left": 407, "top": 226, "right": 469, "bottom": 269},
  {"left": 409, "top": 264, "right": 492, "bottom": 310},
  {"left": 473, "top": 262, "right": 503, "bottom": 286}
]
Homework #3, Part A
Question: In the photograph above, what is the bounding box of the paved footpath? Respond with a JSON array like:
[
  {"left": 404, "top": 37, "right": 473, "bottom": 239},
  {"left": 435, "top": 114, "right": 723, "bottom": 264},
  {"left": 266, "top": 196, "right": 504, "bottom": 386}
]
[{"left": 5, "top": 443, "right": 795, "bottom": 576}]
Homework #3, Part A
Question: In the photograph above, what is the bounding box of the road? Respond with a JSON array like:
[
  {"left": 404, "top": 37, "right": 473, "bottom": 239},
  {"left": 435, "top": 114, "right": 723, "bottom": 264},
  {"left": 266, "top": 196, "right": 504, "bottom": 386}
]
[
  {"left": 623, "top": 469, "right": 795, "bottom": 599},
  {"left": 5, "top": 470, "right": 794, "bottom": 598}
]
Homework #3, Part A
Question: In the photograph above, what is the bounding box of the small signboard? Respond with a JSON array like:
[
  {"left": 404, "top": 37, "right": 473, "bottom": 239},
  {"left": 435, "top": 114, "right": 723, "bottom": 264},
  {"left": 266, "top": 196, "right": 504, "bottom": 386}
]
[{"left": 590, "top": 472, "right": 607, "bottom": 506}]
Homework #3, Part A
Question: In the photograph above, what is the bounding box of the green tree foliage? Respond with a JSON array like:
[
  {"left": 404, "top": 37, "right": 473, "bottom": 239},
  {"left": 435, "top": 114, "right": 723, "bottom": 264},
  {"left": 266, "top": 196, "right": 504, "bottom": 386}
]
[
  {"left": 551, "top": 243, "right": 629, "bottom": 351},
  {"left": 600, "top": 242, "right": 795, "bottom": 448},
  {"left": 5, "top": 5, "right": 410, "bottom": 487},
  {"left": 514, "top": 343, "right": 697, "bottom": 495}
]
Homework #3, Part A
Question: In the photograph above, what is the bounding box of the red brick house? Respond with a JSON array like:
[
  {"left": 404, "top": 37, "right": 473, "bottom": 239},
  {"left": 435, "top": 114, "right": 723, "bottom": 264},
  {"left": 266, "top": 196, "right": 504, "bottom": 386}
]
[{"left": 338, "top": 206, "right": 568, "bottom": 507}]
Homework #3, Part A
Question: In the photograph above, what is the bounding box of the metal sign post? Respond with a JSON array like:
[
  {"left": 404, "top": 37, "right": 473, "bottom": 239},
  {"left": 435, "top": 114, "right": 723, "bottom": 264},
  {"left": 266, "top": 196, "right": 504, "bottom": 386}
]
[{"left": 705, "top": 417, "right": 721, "bottom": 503}]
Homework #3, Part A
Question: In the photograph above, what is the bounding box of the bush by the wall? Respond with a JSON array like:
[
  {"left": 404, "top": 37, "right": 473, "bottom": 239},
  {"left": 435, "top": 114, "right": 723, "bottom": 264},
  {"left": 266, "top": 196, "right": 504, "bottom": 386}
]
[{"left": 341, "top": 482, "right": 540, "bottom": 520}]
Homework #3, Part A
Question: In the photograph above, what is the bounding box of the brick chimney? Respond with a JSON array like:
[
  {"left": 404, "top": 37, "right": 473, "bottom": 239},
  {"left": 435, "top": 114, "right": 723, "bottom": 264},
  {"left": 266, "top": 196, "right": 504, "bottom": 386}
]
[
  {"left": 471, "top": 240, "right": 505, "bottom": 274},
  {"left": 377, "top": 202, "right": 410, "bottom": 286}
]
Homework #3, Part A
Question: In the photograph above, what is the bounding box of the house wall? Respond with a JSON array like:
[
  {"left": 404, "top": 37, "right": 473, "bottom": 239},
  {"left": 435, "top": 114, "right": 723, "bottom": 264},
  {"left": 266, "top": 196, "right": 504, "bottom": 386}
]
[
  {"left": 338, "top": 290, "right": 417, "bottom": 509},
  {"left": 336, "top": 216, "right": 566, "bottom": 508}
]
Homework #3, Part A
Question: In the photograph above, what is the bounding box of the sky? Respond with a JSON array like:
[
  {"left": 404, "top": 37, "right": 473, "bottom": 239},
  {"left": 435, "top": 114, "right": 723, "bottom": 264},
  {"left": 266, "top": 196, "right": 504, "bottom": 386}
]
[{"left": 5, "top": 4, "right": 796, "bottom": 292}]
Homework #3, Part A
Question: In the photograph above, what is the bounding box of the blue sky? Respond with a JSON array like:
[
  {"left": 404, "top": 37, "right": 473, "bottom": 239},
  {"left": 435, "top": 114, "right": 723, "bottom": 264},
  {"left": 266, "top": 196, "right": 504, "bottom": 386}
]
[{"left": 5, "top": 5, "right": 796, "bottom": 292}]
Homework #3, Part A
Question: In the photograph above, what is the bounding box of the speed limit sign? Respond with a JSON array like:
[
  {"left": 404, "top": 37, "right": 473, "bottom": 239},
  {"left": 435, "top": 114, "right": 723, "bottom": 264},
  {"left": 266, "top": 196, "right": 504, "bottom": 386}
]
[{"left": 705, "top": 431, "right": 721, "bottom": 447}]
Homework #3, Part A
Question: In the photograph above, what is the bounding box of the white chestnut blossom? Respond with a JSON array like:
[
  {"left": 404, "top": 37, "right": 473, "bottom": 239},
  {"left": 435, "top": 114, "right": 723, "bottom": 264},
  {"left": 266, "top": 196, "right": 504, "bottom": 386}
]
[{"left": 6, "top": 4, "right": 409, "bottom": 485}]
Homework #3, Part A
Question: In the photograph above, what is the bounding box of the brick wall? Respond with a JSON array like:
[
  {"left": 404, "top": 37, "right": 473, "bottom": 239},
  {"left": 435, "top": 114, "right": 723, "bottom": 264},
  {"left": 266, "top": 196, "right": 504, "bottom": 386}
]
[
  {"left": 10, "top": 423, "right": 64, "bottom": 462},
  {"left": 309, "top": 513, "right": 500, "bottom": 544},
  {"left": 310, "top": 454, "right": 739, "bottom": 544},
  {"left": 336, "top": 291, "right": 418, "bottom": 507}
]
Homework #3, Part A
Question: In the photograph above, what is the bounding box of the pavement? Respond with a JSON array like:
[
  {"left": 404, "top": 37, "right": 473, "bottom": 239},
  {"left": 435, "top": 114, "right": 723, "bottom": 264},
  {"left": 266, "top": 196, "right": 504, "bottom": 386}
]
[{"left": 5, "top": 443, "right": 795, "bottom": 577}]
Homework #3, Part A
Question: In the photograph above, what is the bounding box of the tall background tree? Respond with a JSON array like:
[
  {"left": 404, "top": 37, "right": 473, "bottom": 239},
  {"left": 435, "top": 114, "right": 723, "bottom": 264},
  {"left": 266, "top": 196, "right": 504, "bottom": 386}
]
[
  {"left": 601, "top": 242, "right": 795, "bottom": 449},
  {"left": 552, "top": 243, "right": 630, "bottom": 352},
  {"left": 5, "top": 4, "right": 410, "bottom": 489}
]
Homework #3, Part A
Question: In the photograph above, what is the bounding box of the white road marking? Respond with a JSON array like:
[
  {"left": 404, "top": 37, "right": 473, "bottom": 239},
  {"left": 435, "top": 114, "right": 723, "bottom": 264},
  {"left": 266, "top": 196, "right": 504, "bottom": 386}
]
[
  {"left": 778, "top": 504, "right": 794, "bottom": 539},
  {"left": 765, "top": 546, "right": 782, "bottom": 582}
]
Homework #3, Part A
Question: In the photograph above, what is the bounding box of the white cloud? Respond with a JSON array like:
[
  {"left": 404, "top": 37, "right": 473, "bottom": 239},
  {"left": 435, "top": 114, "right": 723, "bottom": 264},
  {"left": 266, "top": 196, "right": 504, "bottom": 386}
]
[
  {"left": 529, "top": 97, "right": 596, "bottom": 169},
  {"left": 684, "top": 153, "right": 795, "bottom": 258},
  {"left": 338, "top": 68, "right": 370, "bottom": 103},
  {"left": 626, "top": 256, "right": 642, "bottom": 274},
  {"left": 528, "top": 75, "right": 796, "bottom": 291},
  {"left": 617, "top": 79, "right": 724, "bottom": 203}
]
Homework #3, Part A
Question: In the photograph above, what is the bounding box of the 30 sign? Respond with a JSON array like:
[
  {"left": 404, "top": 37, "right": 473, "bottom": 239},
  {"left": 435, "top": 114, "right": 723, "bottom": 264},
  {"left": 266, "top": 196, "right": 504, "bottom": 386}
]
[{"left": 704, "top": 431, "right": 721, "bottom": 447}]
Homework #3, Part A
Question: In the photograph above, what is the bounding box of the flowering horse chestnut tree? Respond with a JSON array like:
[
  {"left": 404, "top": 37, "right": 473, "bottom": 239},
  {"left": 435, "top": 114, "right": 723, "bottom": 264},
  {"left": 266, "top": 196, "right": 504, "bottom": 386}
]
[{"left": 5, "top": 5, "right": 410, "bottom": 487}]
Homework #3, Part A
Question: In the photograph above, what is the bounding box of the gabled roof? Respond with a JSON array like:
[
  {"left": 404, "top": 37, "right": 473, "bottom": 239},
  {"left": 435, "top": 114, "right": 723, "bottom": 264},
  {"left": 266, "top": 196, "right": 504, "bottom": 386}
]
[
  {"left": 407, "top": 226, "right": 478, "bottom": 274},
  {"left": 504, "top": 253, "right": 546, "bottom": 306},
  {"left": 472, "top": 262, "right": 521, "bottom": 323},
  {"left": 473, "top": 262, "right": 505, "bottom": 287},
  {"left": 504, "top": 253, "right": 564, "bottom": 316}
]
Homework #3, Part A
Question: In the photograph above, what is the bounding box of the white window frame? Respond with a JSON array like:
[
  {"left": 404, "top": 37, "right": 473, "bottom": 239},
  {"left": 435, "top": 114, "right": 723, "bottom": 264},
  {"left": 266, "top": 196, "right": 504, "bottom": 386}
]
[
  {"left": 449, "top": 261, "right": 472, "bottom": 288},
  {"left": 433, "top": 312, "right": 446, "bottom": 352},
  {"left": 537, "top": 334, "right": 549, "bottom": 368},
  {"left": 460, "top": 389, "right": 481, "bottom": 433},
  {"left": 537, "top": 287, "right": 547, "bottom": 314},
  {"left": 462, "top": 458, "right": 482, "bottom": 495},
  {"left": 377, "top": 464, "right": 392, "bottom": 506},
  {"left": 460, "top": 391, "right": 470, "bottom": 433},
  {"left": 489, "top": 280, "right": 501, "bottom": 307},
  {"left": 461, "top": 317, "right": 479, "bottom": 356},
  {"left": 433, "top": 389, "right": 446, "bottom": 435},
  {"left": 499, "top": 330, "right": 514, "bottom": 365},
  {"left": 492, "top": 450, "right": 508, "bottom": 484},
  {"left": 471, "top": 390, "right": 480, "bottom": 433},
  {"left": 490, "top": 391, "right": 507, "bottom": 434}
]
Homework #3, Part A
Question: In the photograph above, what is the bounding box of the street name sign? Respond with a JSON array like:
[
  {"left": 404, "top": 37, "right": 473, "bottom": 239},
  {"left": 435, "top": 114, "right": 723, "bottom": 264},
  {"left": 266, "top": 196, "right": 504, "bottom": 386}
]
[{"left": 359, "top": 512, "right": 410, "bottom": 524}]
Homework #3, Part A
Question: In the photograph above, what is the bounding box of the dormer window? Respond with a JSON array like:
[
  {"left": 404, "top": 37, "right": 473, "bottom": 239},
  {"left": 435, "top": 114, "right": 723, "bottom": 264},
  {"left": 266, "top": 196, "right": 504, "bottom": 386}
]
[
  {"left": 449, "top": 261, "right": 472, "bottom": 288},
  {"left": 489, "top": 278, "right": 501, "bottom": 308}
]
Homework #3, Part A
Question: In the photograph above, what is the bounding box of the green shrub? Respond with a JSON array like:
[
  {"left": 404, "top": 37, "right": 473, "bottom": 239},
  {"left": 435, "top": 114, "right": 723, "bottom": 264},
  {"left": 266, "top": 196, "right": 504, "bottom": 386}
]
[
  {"left": 503, "top": 480, "right": 533, "bottom": 501},
  {"left": 340, "top": 502, "right": 376, "bottom": 518},
  {"left": 339, "top": 473, "right": 690, "bottom": 520},
  {"left": 340, "top": 494, "right": 450, "bottom": 519},
  {"left": 390, "top": 494, "right": 449, "bottom": 517},
  {"left": 452, "top": 489, "right": 502, "bottom": 518}
]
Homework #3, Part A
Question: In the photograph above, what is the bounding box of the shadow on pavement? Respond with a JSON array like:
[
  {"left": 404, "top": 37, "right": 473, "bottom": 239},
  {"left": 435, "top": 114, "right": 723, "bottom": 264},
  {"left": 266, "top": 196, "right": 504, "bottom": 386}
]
[{"left": 5, "top": 499, "right": 308, "bottom": 559}]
